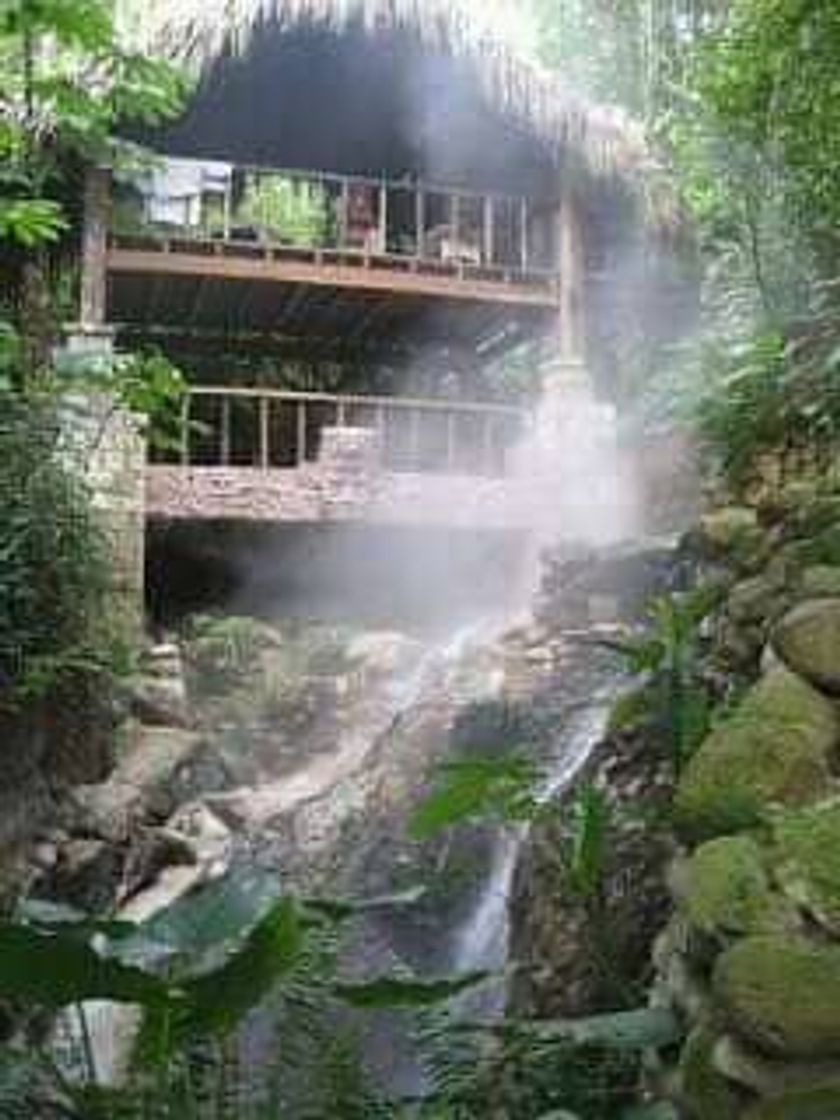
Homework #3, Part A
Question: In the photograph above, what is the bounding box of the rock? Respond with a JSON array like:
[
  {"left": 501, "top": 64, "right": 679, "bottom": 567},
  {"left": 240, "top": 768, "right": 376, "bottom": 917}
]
[
  {"left": 346, "top": 630, "right": 421, "bottom": 679},
  {"left": 674, "top": 668, "right": 838, "bottom": 842},
  {"left": 772, "top": 599, "right": 840, "bottom": 696},
  {"left": 799, "top": 566, "right": 840, "bottom": 600},
  {"left": 681, "top": 836, "right": 799, "bottom": 937},
  {"left": 126, "top": 673, "right": 191, "bottom": 728},
  {"left": 713, "top": 1033, "right": 840, "bottom": 1097},
  {"left": 741, "top": 1084, "right": 840, "bottom": 1119},
  {"left": 772, "top": 798, "right": 840, "bottom": 934},
  {"left": 699, "top": 507, "right": 760, "bottom": 552},
  {"left": 112, "top": 724, "right": 202, "bottom": 818},
  {"left": 69, "top": 781, "right": 143, "bottom": 843},
  {"left": 678, "top": 1024, "right": 744, "bottom": 1120},
  {"left": 37, "top": 838, "right": 124, "bottom": 912},
  {"left": 714, "top": 935, "right": 840, "bottom": 1059},
  {"left": 727, "top": 575, "right": 787, "bottom": 626},
  {"left": 167, "top": 801, "right": 232, "bottom": 881},
  {"left": 121, "top": 826, "right": 198, "bottom": 898}
]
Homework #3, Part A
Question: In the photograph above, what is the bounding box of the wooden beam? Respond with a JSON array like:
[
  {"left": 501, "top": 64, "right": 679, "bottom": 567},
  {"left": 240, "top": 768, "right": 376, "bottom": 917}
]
[
  {"left": 107, "top": 247, "right": 560, "bottom": 310},
  {"left": 80, "top": 167, "right": 111, "bottom": 326}
]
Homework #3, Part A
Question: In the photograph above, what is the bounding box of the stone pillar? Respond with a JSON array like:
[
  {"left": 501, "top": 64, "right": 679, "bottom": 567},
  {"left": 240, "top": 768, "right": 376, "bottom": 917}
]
[{"left": 58, "top": 328, "right": 146, "bottom": 640}]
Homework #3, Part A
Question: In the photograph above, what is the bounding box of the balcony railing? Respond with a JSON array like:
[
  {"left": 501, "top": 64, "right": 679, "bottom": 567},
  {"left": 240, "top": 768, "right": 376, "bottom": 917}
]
[
  {"left": 153, "top": 387, "right": 529, "bottom": 477},
  {"left": 112, "top": 158, "right": 561, "bottom": 288}
]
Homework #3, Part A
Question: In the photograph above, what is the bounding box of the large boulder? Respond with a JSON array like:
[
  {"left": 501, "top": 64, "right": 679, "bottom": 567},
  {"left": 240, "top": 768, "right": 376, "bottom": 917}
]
[
  {"left": 699, "top": 507, "right": 760, "bottom": 553},
  {"left": 773, "top": 798, "right": 840, "bottom": 934},
  {"left": 798, "top": 566, "right": 840, "bottom": 601},
  {"left": 674, "top": 669, "right": 838, "bottom": 842},
  {"left": 772, "top": 599, "right": 840, "bottom": 696},
  {"left": 680, "top": 836, "right": 798, "bottom": 937},
  {"left": 742, "top": 1084, "right": 840, "bottom": 1119},
  {"left": 714, "top": 935, "right": 840, "bottom": 1059},
  {"left": 678, "top": 1024, "right": 744, "bottom": 1120}
]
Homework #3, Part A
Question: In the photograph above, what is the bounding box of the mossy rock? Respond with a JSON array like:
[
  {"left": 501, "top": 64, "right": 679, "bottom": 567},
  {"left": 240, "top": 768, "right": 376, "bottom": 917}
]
[
  {"left": 727, "top": 575, "right": 788, "bottom": 626},
  {"left": 742, "top": 1083, "right": 840, "bottom": 1119},
  {"left": 674, "top": 669, "right": 838, "bottom": 843},
  {"left": 773, "top": 798, "right": 840, "bottom": 934},
  {"left": 772, "top": 598, "right": 840, "bottom": 696},
  {"left": 801, "top": 525, "right": 840, "bottom": 567},
  {"left": 607, "top": 684, "right": 658, "bottom": 734},
  {"left": 799, "top": 566, "right": 840, "bottom": 600},
  {"left": 785, "top": 493, "right": 840, "bottom": 539},
  {"left": 682, "top": 836, "right": 798, "bottom": 937},
  {"left": 714, "top": 935, "right": 840, "bottom": 1059},
  {"left": 700, "top": 507, "right": 759, "bottom": 550},
  {"left": 679, "top": 1024, "right": 743, "bottom": 1120}
]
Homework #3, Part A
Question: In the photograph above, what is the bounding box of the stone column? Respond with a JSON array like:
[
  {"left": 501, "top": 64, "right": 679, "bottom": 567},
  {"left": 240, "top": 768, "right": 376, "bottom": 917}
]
[{"left": 58, "top": 328, "right": 146, "bottom": 640}]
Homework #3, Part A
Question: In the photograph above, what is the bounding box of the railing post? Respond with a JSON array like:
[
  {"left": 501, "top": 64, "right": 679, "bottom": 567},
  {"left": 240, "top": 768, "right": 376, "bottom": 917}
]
[
  {"left": 520, "top": 198, "right": 529, "bottom": 274},
  {"left": 339, "top": 178, "right": 349, "bottom": 251},
  {"left": 336, "top": 398, "right": 347, "bottom": 427},
  {"left": 297, "top": 400, "right": 307, "bottom": 465},
  {"left": 408, "top": 408, "right": 421, "bottom": 470},
  {"left": 482, "top": 415, "right": 496, "bottom": 475},
  {"left": 378, "top": 182, "right": 388, "bottom": 254},
  {"left": 220, "top": 396, "right": 231, "bottom": 466},
  {"left": 446, "top": 411, "right": 457, "bottom": 473},
  {"left": 484, "top": 195, "right": 494, "bottom": 266},
  {"left": 259, "top": 395, "right": 269, "bottom": 468},
  {"left": 415, "top": 188, "right": 425, "bottom": 261},
  {"left": 180, "top": 393, "right": 190, "bottom": 466}
]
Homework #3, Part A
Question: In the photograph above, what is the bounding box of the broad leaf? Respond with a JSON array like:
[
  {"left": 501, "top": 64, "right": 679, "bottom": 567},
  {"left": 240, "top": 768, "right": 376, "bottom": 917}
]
[
  {"left": 0, "top": 923, "right": 170, "bottom": 1008},
  {"left": 335, "top": 971, "right": 490, "bottom": 1009}
]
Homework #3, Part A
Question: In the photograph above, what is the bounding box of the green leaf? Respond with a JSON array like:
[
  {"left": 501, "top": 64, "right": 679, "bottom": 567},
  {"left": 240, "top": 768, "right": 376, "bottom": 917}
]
[
  {"left": 410, "top": 754, "right": 540, "bottom": 839},
  {"left": 335, "top": 971, "right": 490, "bottom": 1009},
  {"left": 0, "top": 922, "right": 171, "bottom": 1008},
  {"left": 108, "top": 867, "right": 284, "bottom": 974},
  {"left": 303, "top": 884, "right": 426, "bottom": 923}
]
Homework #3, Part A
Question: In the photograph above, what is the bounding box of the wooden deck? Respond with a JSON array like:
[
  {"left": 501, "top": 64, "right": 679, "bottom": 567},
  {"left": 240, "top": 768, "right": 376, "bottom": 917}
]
[{"left": 108, "top": 237, "right": 560, "bottom": 309}]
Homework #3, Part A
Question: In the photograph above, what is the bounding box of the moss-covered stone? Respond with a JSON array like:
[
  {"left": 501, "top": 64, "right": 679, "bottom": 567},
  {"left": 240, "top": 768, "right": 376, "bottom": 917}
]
[
  {"left": 714, "top": 935, "right": 840, "bottom": 1059},
  {"left": 700, "top": 507, "right": 759, "bottom": 551},
  {"left": 727, "top": 575, "right": 789, "bottom": 626},
  {"left": 607, "top": 684, "right": 658, "bottom": 734},
  {"left": 682, "top": 836, "right": 798, "bottom": 936},
  {"left": 772, "top": 598, "right": 840, "bottom": 696},
  {"left": 674, "top": 669, "right": 838, "bottom": 842},
  {"left": 799, "top": 565, "right": 840, "bottom": 600},
  {"left": 679, "top": 1024, "right": 743, "bottom": 1120},
  {"left": 742, "top": 1084, "right": 840, "bottom": 1119},
  {"left": 802, "top": 525, "right": 840, "bottom": 568},
  {"left": 773, "top": 798, "right": 840, "bottom": 934}
]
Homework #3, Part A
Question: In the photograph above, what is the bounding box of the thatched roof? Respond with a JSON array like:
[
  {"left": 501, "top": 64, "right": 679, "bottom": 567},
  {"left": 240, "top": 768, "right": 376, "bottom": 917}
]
[{"left": 121, "top": 0, "right": 655, "bottom": 189}]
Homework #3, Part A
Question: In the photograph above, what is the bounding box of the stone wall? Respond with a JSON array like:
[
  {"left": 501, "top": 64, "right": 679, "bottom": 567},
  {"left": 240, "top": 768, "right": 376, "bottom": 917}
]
[{"left": 146, "top": 425, "right": 525, "bottom": 531}]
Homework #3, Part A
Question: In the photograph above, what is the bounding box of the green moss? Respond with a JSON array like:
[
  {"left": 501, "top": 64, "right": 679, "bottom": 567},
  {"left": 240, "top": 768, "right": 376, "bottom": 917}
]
[
  {"left": 799, "top": 566, "right": 840, "bottom": 599},
  {"left": 674, "top": 669, "right": 838, "bottom": 843},
  {"left": 742, "top": 1084, "right": 840, "bottom": 1119},
  {"left": 682, "top": 836, "right": 798, "bottom": 936},
  {"left": 772, "top": 599, "right": 840, "bottom": 696},
  {"left": 607, "top": 684, "right": 657, "bottom": 734},
  {"left": 679, "top": 1024, "right": 743, "bottom": 1120},
  {"left": 773, "top": 799, "right": 840, "bottom": 933},
  {"left": 714, "top": 935, "right": 840, "bottom": 1059},
  {"left": 700, "top": 507, "right": 759, "bottom": 551}
]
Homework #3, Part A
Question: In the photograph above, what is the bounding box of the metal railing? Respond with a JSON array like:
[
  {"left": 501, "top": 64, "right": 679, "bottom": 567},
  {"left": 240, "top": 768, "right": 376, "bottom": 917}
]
[
  {"left": 154, "top": 386, "right": 529, "bottom": 477},
  {"left": 113, "top": 157, "right": 561, "bottom": 284}
]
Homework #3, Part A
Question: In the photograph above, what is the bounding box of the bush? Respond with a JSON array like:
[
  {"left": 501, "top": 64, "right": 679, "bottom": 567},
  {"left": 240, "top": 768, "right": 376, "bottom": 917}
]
[{"left": 0, "top": 393, "right": 124, "bottom": 709}]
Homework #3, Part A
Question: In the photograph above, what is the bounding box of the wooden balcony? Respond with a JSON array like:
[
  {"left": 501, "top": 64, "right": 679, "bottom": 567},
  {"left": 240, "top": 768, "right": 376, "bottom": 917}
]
[
  {"left": 147, "top": 386, "right": 532, "bottom": 529},
  {"left": 105, "top": 160, "right": 562, "bottom": 351}
]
